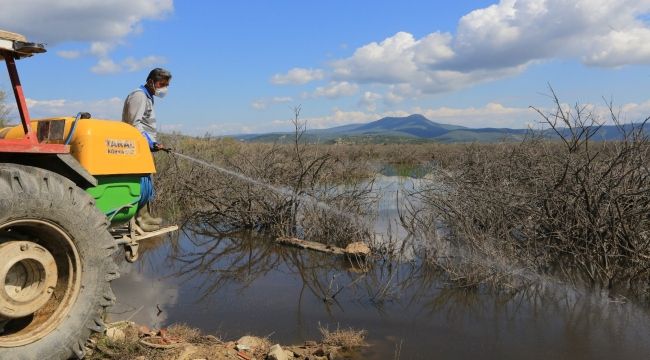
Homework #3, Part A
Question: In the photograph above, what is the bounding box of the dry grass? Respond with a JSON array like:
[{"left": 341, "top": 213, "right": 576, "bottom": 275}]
[
  {"left": 88, "top": 323, "right": 222, "bottom": 360},
  {"left": 165, "top": 323, "right": 203, "bottom": 343},
  {"left": 319, "top": 324, "right": 367, "bottom": 349},
  {"left": 91, "top": 335, "right": 180, "bottom": 360}
]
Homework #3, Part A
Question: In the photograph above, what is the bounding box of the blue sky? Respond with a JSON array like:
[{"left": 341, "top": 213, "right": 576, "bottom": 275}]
[{"left": 2, "top": 0, "right": 650, "bottom": 135}]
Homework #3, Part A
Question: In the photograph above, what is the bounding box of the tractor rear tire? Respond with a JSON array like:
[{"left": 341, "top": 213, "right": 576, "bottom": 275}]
[{"left": 0, "top": 164, "right": 119, "bottom": 360}]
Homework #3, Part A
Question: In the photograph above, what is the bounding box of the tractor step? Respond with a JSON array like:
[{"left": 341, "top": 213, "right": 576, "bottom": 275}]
[{"left": 110, "top": 219, "right": 178, "bottom": 263}]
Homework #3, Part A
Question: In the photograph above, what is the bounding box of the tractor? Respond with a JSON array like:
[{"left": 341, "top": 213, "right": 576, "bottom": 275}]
[{"left": 0, "top": 30, "right": 177, "bottom": 359}]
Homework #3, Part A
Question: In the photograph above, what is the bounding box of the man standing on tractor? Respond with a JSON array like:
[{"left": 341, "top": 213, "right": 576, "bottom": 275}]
[{"left": 122, "top": 67, "right": 172, "bottom": 232}]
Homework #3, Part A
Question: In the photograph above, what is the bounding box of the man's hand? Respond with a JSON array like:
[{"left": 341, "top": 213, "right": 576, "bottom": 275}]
[{"left": 152, "top": 143, "right": 171, "bottom": 152}]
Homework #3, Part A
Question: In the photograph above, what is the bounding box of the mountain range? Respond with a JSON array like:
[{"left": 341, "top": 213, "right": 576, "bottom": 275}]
[{"left": 236, "top": 114, "right": 647, "bottom": 144}]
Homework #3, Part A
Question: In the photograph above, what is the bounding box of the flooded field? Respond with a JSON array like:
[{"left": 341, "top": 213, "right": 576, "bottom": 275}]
[{"left": 108, "top": 172, "right": 650, "bottom": 359}]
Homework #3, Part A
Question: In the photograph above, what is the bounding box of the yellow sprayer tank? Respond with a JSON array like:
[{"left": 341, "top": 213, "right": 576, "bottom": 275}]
[{"left": 1, "top": 117, "right": 155, "bottom": 175}]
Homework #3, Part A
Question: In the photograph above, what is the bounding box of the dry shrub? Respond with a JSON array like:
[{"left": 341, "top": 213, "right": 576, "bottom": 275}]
[
  {"left": 300, "top": 181, "right": 376, "bottom": 247},
  {"left": 91, "top": 332, "right": 175, "bottom": 360},
  {"left": 319, "top": 324, "right": 367, "bottom": 349},
  {"left": 166, "top": 323, "right": 203, "bottom": 343},
  {"left": 154, "top": 108, "right": 376, "bottom": 245},
  {"left": 408, "top": 90, "right": 650, "bottom": 299}
]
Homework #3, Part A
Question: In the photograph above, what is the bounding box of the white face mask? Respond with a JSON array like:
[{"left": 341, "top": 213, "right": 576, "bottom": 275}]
[{"left": 154, "top": 86, "right": 168, "bottom": 98}]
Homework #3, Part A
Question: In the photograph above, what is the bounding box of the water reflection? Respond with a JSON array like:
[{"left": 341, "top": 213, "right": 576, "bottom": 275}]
[
  {"left": 107, "top": 239, "right": 180, "bottom": 328},
  {"left": 171, "top": 226, "right": 281, "bottom": 300},
  {"left": 109, "top": 225, "right": 650, "bottom": 359},
  {"left": 108, "top": 172, "right": 650, "bottom": 359}
]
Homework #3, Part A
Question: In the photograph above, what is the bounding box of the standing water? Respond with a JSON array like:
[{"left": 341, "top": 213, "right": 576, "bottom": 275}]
[{"left": 108, "top": 162, "right": 650, "bottom": 359}]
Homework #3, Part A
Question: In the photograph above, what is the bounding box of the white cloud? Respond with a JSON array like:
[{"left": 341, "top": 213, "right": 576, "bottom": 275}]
[
  {"left": 91, "top": 59, "right": 122, "bottom": 75},
  {"left": 291, "top": 104, "right": 533, "bottom": 129},
  {"left": 583, "top": 27, "right": 650, "bottom": 67},
  {"left": 251, "top": 100, "right": 267, "bottom": 110},
  {"left": 312, "top": 82, "right": 359, "bottom": 99},
  {"left": 251, "top": 96, "right": 293, "bottom": 110},
  {"left": 89, "top": 55, "right": 166, "bottom": 75},
  {"left": 358, "top": 91, "right": 382, "bottom": 111},
  {"left": 204, "top": 97, "right": 650, "bottom": 136},
  {"left": 271, "top": 68, "right": 324, "bottom": 85},
  {"left": 272, "top": 109, "right": 390, "bottom": 129},
  {"left": 199, "top": 122, "right": 259, "bottom": 136},
  {"left": 272, "top": 104, "right": 535, "bottom": 130},
  {"left": 0, "top": 0, "right": 173, "bottom": 44},
  {"left": 285, "top": 98, "right": 650, "bottom": 131},
  {"left": 108, "top": 262, "right": 178, "bottom": 329},
  {"left": 284, "top": 0, "right": 650, "bottom": 98},
  {"left": 448, "top": 0, "right": 650, "bottom": 69},
  {"left": 56, "top": 50, "right": 81, "bottom": 59},
  {"left": 332, "top": 32, "right": 424, "bottom": 84},
  {"left": 356, "top": 87, "right": 411, "bottom": 111},
  {"left": 122, "top": 55, "right": 167, "bottom": 72},
  {"left": 0, "top": 0, "right": 174, "bottom": 74},
  {"left": 330, "top": 28, "right": 527, "bottom": 95},
  {"left": 89, "top": 41, "right": 116, "bottom": 58},
  {"left": 385, "top": 86, "right": 407, "bottom": 104},
  {"left": 160, "top": 123, "right": 184, "bottom": 132},
  {"left": 26, "top": 97, "right": 123, "bottom": 119},
  {"left": 416, "top": 103, "right": 536, "bottom": 128}
]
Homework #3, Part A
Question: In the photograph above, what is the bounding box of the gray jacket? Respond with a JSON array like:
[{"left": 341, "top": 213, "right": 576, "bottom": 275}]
[{"left": 122, "top": 86, "right": 157, "bottom": 144}]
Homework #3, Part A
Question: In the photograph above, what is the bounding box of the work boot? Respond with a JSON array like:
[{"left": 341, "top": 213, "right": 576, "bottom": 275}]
[
  {"left": 138, "top": 205, "right": 163, "bottom": 225},
  {"left": 136, "top": 219, "right": 160, "bottom": 232},
  {"left": 136, "top": 206, "right": 161, "bottom": 232}
]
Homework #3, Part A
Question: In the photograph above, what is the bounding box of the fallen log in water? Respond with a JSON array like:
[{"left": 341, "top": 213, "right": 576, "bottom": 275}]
[
  {"left": 276, "top": 237, "right": 346, "bottom": 255},
  {"left": 275, "top": 237, "right": 371, "bottom": 258}
]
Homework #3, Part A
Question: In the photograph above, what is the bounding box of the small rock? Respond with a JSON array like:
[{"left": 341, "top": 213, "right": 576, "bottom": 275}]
[
  {"left": 284, "top": 349, "right": 295, "bottom": 358},
  {"left": 237, "top": 335, "right": 267, "bottom": 352},
  {"left": 135, "top": 356, "right": 146, "bottom": 360},
  {"left": 304, "top": 340, "right": 318, "bottom": 347},
  {"left": 344, "top": 242, "right": 370, "bottom": 257},
  {"left": 236, "top": 344, "right": 251, "bottom": 351},
  {"left": 106, "top": 327, "right": 125, "bottom": 341},
  {"left": 267, "top": 344, "right": 288, "bottom": 360}
]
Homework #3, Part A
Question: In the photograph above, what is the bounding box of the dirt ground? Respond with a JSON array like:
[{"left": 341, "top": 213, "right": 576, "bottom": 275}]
[{"left": 87, "top": 321, "right": 366, "bottom": 360}]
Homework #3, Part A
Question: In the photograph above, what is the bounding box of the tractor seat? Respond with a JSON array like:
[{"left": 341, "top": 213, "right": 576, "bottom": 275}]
[{"left": 0, "top": 29, "right": 46, "bottom": 60}]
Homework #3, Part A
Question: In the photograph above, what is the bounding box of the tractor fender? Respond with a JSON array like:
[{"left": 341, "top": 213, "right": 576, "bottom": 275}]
[{"left": 0, "top": 153, "right": 97, "bottom": 189}]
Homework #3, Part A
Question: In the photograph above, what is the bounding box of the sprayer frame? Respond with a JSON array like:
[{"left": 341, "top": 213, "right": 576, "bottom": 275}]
[
  {"left": 0, "top": 44, "right": 96, "bottom": 188},
  {"left": 0, "top": 50, "right": 68, "bottom": 154}
]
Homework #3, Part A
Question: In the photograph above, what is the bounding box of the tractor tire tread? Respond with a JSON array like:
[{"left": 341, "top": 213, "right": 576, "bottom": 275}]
[{"left": 0, "top": 164, "right": 119, "bottom": 360}]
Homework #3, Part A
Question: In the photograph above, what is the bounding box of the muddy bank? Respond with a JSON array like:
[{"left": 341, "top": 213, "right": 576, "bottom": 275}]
[{"left": 88, "top": 321, "right": 366, "bottom": 360}]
